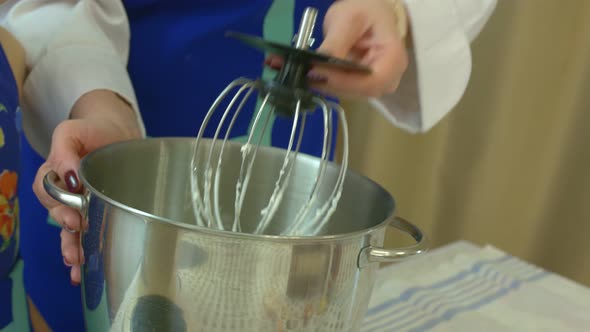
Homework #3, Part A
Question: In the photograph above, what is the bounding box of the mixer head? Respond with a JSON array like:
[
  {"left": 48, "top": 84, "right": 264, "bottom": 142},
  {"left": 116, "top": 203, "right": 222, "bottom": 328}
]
[
  {"left": 190, "top": 7, "right": 370, "bottom": 235},
  {"left": 225, "top": 7, "right": 370, "bottom": 116}
]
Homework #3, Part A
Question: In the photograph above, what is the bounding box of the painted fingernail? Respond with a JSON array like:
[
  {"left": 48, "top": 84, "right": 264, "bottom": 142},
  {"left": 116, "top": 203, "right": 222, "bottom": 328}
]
[
  {"left": 65, "top": 170, "right": 80, "bottom": 193},
  {"left": 264, "top": 57, "right": 283, "bottom": 70},
  {"left": 71, "top": 280, "right": 80, "bottom": 287},
  {"left": 64, "top": 256, "right": 73, "bottom": 267},
  {"left": 265, "top": 61, "right": 281, "bottom": 70}
]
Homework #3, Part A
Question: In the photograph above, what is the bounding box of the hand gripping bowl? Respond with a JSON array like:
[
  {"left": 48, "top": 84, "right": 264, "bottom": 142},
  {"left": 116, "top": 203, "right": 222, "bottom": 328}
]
[{"left": 44, "top": 138, "right": 428, "bottom": 332}]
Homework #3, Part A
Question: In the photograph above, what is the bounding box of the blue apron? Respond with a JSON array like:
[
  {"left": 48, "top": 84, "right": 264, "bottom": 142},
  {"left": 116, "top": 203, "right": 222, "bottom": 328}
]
[
  {"left": 0, "top": 42, "right": 29, "bottom": 331},
  {"left": 18, "top": 1, "right": 335, "bottom": 330}
]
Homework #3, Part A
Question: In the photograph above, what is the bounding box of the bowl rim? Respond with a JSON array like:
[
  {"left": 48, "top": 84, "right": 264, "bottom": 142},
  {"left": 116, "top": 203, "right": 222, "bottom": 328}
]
[{"left": 79, "top": 137, "right": 396, "bottom": 243}]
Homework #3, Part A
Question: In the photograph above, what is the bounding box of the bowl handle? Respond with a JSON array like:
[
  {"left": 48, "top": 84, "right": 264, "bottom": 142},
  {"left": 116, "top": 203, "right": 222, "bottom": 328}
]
[
  {"left": 358, "top": 216, "right": 429, "bottom": 268},
  {"left": 43, "top": 170, "right": 88, "bottom": 217}
]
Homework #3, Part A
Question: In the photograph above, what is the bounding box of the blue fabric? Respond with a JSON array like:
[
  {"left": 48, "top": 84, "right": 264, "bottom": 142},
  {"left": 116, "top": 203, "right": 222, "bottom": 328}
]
[
  {"left": 126, "top": 0, "right": 336, "bottom": 157},
  {"left": 19, "top": 136, "right": 82, "bottom": 331},
  {"left": 0, "top": 278, "right": 13, "bottom": 328},
  {"left": 0, "top": 43, "right": 19, "bottom": 278},
  {"left": 19, "top": 1, "right": 336, "bottom": 330},
  {"left": 0, "top": 42, "right": 22, "bottom": 329}
]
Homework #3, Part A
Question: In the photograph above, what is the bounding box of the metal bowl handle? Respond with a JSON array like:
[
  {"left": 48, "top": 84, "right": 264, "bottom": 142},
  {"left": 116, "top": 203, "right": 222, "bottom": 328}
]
[
  {"left": 43, "top": 170, "right": 88, "bottom": 217},
  {"left": 358, "top": 216, "right": 429, "bottom": 268}
]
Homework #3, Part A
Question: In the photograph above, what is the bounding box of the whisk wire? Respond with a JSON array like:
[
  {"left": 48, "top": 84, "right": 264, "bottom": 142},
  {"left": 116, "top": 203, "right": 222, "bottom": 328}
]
[
  {"left": 281, "top": 98, "right": 333, "bottom": 235},
  {"left": 203, "top": 83, "right": 256, "bottom": 230},
  {"left": 191, "top": 78, "right": 252, "bottom": 227},
  {"left": 212, "top": 83, "right": 257, "bottom": 230},
  {"left": 298, "top": 100, "right": 349, "bottom": 235},
  {"left": 232, "top": 92, "right": 275, "bottom": 232},
  {"left": 253, "top": 100, "right": 304, "bottom": 234}
]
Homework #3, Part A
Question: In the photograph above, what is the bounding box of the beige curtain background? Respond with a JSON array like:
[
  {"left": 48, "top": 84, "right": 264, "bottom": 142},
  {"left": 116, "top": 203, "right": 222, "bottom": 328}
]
[{"left": 342, "top": 0, "right": 590, "bottom": 286}]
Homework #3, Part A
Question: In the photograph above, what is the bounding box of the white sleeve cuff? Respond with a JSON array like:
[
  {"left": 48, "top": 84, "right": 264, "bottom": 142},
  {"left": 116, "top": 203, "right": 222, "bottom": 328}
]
[
  {"left": 22, "top": 45, "right": 146, "bottom": 157},
  {"left": 370, "top": 0, "right": 475, "bottom": 133}
]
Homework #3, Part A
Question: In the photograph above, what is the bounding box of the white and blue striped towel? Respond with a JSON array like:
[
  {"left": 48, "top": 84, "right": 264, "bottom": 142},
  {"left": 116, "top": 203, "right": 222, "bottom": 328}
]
[{"left": 363, "top": 241, "right": 590, "bottom": 332}]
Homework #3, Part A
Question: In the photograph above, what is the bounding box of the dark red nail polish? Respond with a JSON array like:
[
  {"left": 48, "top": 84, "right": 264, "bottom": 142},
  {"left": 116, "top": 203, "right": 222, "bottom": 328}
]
[
  {"left": 65, "top": 170, "right": 80, "bottom": 193},
  {"left": 263, "top": 56, "right": 283, "bottom": 70},
  {"left": 265, "top": 62, "right": 281, "bottom": 70},
  {"left": 71, "top": 280, "right": 80, "bottom": 287}
]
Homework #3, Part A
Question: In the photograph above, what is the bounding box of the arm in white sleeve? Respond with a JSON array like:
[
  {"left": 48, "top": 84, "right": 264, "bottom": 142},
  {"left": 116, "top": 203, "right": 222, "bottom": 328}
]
[
  {"left": 371, "top": 0, "right": 497, "bottom": 133},
  {"left": 0, "top": 0, "right": 146, "bottom": 157}
]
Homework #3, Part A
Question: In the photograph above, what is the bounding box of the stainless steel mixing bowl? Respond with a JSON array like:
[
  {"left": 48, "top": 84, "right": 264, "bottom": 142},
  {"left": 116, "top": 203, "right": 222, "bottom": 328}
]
[{"left": 44, "top": 138, "right": 427, "bottom": 332}]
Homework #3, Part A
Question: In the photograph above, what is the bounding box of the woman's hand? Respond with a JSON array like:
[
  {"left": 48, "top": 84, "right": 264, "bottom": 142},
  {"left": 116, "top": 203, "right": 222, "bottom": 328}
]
[
  {"left": 267, "top": 0, "right": 409, "bottom": 98},
  {"left": 32, "top": 89, "right": 143, "bottom": 284}
]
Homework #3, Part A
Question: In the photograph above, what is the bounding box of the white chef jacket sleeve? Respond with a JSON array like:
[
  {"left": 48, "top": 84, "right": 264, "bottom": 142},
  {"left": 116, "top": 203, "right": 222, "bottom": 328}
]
[
  {"left": 371, "top": 0, "right": 497, "bottom": 133},
  {"left": 0, "top": 0, "right": 497, "bottom": 157},
  {"left": 0, "top": 0, "right": 146, "bottom": 157}
]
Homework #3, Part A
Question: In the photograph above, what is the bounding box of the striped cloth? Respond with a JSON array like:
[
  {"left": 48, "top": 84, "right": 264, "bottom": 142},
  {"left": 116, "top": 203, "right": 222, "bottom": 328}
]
[{"left": 363, "top": 241, "right": 590, "bottom": 332}]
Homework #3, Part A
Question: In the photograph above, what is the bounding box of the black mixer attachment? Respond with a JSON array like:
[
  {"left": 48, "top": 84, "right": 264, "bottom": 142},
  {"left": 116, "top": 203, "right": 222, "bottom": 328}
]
[{"left": 225, "top": 7, "right": 371, "bottom": 117}]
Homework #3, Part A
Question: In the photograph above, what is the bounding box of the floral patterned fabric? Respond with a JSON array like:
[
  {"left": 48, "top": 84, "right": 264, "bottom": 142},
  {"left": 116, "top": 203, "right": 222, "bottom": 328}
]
[{"left": 0, "top": 41, "right": 29, "bottom": 331}]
